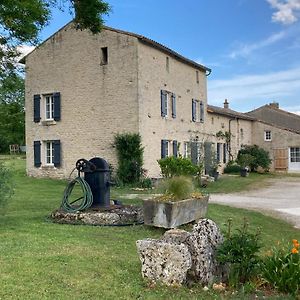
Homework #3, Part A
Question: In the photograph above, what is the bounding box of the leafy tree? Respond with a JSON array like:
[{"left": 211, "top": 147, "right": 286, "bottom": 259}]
[
  {"left": 237, "top": 145, "right": 271, "bottom": 171},
  {"left": 0, "top": 0, "right": 111, "bottom": 77},
  {"left": 0, "top": 73, "right": 25, "bottom": 153}
]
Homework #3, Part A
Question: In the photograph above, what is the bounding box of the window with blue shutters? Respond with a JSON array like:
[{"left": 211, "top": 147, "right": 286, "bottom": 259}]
[
  {"left": 161, "top": 90, "right": 176, "bottom": 119},
  {"left": 35, "top": 92, "right": 61, "bottom": 123},
  {"left": 192, "top": 99, "right": 205, "bottom": 123},
  {"left": 161, "top": 139, "right": 169, "bottom": 158}
]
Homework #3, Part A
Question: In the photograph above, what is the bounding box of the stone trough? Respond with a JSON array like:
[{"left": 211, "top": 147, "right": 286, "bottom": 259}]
[{"left": 51, "top": 205, "right": 143, "bottom": 226}]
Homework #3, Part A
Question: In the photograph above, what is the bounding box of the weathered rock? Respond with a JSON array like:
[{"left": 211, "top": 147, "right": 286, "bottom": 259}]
[
  {"left": 162, "top": 228, "right": 191, "bottom": 244},
  {"left": 186, "top": 218, "right": 225, "bottom": 285},
  {"left": 136, "top": 238, "right": 192, "bottom": 286}
]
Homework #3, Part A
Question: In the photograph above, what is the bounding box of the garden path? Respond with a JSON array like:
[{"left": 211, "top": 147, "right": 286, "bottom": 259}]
[{"left": 210, "top": 177, "right": 300, "bottom": 228}]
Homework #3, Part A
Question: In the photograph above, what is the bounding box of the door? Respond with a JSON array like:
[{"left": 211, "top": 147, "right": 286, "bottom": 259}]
[{"left": 273, "top": 148, "right": 288, "bottom": 170}]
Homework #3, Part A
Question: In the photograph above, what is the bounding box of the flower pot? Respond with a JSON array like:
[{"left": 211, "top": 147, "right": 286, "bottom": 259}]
[
  {"left": 240, "top": 168, "right": 248, "bottom": 177},
  {"left": 143, "top": 196, "right": 209, "bottom": 229}
]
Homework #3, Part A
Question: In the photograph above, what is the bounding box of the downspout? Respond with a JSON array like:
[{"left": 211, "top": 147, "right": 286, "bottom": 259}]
[{"left": 228, "top": 118, "right": 236, "bottom": 161}]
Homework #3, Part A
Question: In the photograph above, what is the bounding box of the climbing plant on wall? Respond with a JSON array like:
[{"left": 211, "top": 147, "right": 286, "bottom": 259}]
[{"left": 114, "top": 133, "right": 144, "bottom": 184}]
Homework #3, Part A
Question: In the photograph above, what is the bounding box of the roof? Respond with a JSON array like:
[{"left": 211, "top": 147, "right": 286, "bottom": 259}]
[
  {"left": 247, "top": 104, "right": 300, "bottom": 133},
  {"left": 207, "top": 105, "right": 256, "bottom": 121},
  {"left": 20, "top": 22, "right": 211, "bottom": 73}
]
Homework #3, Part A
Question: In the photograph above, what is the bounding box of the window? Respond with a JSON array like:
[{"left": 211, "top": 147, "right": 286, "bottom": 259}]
[
  {"left": 161, "top": 140, "right": 169, "bottom": 158},
  {"left": 264, "top": 130, "right": 272, "bottom": 141},
  {"left": 240, "top": 128, "right": 244, "bottom": 139},
  {"left": 45, "top": 141, "right": 54, "bottom": 164},
  {"left": 191, "top": 141, "right": 202, "bottom": 165},
  {"left": 161, "top": 90, "right": 176, "bottom": 118},
  {"left": 166, "top": 56, "right": 169, "bottom": 72},
  {"left": 33, "top": 140, "right": 61, "bottom": 167},
  {"left": 192, "top": 99, "right": 205, "bottom": 123},
  {"left": 45, "top": 95, "right": 54, "bottom": 120},
  {"left": 33, "top": 93, "right": 61, "bottom": 123},
  {"left": 290, "top": 147, "right": 300, "bottom": 162},
  {"left": 101, "top": 47, "right": 108, "bottom": 65},
  {"left": 196, "top": 71, "right": 199, "bottom": 84}
]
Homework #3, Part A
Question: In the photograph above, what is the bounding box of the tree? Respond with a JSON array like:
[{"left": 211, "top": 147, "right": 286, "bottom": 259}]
[
  {"left": 0, "top": 0, "right": 111, "bottom": 77},
  {"left": 0, "top": 73, "right": 25, "bottom": 153}
]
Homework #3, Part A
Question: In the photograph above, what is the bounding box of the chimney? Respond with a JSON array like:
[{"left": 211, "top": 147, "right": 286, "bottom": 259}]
[
  {"left": 269, "top": 102, "right": 279, "bottom": 109},
  {"left": 224, "top": 99, "right": 229, "bottom": 109}
]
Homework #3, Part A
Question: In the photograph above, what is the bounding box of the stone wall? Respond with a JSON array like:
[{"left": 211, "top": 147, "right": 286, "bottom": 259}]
[{"left": 25, "top": 24, "right": 139, "bottom": 178}]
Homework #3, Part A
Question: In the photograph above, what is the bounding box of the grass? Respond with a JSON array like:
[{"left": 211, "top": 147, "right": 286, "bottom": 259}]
[{"left": 0, "top": 157, "right": 299, "bottom": 299}]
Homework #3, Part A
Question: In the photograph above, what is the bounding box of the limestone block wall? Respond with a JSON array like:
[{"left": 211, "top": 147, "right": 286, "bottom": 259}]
[
  {"left": 206, "top": 112, "right": 253, "bottom": 167},
  {"left": 137, "top": 42, "right": 209, "bottom": 177},
  {"left": 252, "top": 121, "right": 300, "bottom": 171},
  {"left": 25, "top": 25, "right": 139, "bottom": 178}
]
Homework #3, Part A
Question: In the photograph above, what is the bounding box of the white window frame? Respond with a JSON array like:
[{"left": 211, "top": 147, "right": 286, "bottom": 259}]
[
  {"left": 290, "top": 147, "right": 300, "bottom": 163},
  {"left": 264, "top": 130, "right": 272, "bottom": 141},
  {"left": 45, "top": 141, "right": 54, "bottom": 165},
  {"left": 45, "top": 95, "right": 54, "bottom": 120}
]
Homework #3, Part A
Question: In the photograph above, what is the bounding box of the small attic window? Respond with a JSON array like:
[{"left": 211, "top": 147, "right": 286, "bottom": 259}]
[
  {"left": 166, "top": 56, "right": 169, "bottom": 72},
  {"left": 101, "top": 47, "right": 108, "bottom": 65}
]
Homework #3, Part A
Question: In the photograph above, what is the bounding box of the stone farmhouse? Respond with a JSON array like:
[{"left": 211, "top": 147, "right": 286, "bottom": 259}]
[{"left": 22, "top": 22, "right": 300, "bottom": 178}]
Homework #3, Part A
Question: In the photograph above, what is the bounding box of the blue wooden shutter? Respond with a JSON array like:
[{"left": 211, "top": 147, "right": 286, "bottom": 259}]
[
  {"left": 161, "top": 139, "right": 167, "bottom": 158},
  {"left": 34, "top": 141, "right": 41, "bottom": 167},
  {"left": 204, "top": 142, "right": 212, "bottom": 175},
  {"left": 171, "top": 93, "right": 176, "bottom": 118},
  {"left": 33, "top": 95, "right": 41, "bottom": 123},
  {"left": 173, "top": 140, "right": 178, "bottom": 157},
  {"left": 53, "top": 140, "right": 61, "bottom": 167},
  {"left": 217, "top": 143, "right": 221, "bottom": 163},
  {"left": 200, "top": 101, "right": 204, "bottom": 123},
  {"left": 223, "top": 143, "right": 227, "bottom": 163},
  {"left": 53, "top": 92, "right": 61, "bottom": 121},
  {"left": 161, "top": 90, "right": 167, "bottom": 117},
  {"left": 192, "top": 99, "right": 196, "bottom": 122},
  {"left": 191, "top": 142, "right": 198, "bottom": 165}
]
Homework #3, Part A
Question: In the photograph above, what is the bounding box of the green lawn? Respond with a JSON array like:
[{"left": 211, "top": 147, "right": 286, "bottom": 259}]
[{"left": 0, "top": 158, "right": 299, "bottom": 299}]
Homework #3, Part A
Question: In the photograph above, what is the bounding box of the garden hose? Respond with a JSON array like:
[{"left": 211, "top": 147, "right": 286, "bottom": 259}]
[{"left": 61, "top": 177, "right": 93, "bottom": 213}]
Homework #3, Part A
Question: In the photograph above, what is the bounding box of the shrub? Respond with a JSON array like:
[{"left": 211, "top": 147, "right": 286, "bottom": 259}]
[
  {"left": 224, "top": 162, "right": 241, "bottom": 174},
  {"left": 237, "top": 145, "right": 271, "bottom": 171},
  {"left": 261, "top": 239, "right": 300, "bottom": 296},
  {"left": 157, "top": 156, "right": 199, "bottom": 178},
  {"left": 137, "top": 178, "right": 152, "bottom": 189},
  {"left": 0, "top": 162, "right": 14, "bottom": 214},
  {"left": 217, "top": 218, "right": 262, "bottom": 287},
  {"left": 114, "top": 133, "right": 144, "bottom": 184},
  {"left": 160, "top": 176, "right": 194, "bottom": 201}
]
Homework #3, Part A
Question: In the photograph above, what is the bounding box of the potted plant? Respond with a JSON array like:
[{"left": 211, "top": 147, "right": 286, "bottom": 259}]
[
  {"left": 236, "top": 154, "right": 255, "bottom": 177},
  {"left": 143, "top": 176, "right": 209, "bottom": 228}
]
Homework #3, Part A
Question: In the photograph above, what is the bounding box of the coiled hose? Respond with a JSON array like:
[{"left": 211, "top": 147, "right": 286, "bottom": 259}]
[{"left": 61, "top": 177, "right": 93, "bottom": 213}]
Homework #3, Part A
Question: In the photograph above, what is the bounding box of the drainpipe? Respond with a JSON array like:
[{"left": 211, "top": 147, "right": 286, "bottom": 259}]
[{"left": 228, "top": 118, "right": 236, "bottom": 161}]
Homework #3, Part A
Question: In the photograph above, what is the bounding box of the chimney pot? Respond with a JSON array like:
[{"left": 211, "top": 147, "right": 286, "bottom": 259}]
[
  {"left": 224, "top": 99, "right": 229, "bottom": 109},
  {"left": 269, "top": 102, "right": 279, "bottom": 109}
]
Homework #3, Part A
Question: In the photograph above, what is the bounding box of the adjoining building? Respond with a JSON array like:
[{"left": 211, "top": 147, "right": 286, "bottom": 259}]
[{"left": 22, "top": 22, "right": 300, "bottom": 178}]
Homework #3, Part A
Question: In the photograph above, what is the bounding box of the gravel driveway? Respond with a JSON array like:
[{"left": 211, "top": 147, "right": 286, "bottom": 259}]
[{"left": 210, "top": 177, "right": 300, "bottom": 229}]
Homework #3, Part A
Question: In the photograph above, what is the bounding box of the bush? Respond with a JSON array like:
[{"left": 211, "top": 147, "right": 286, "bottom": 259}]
[
  {"left": 261, "top": 239, "right": 300, "bottom": 296},
  {"left": 114, "top": 133, "right": 144, "bottom": 184},
  {"left": 224, "top": 162, "right": 241, "bottom": 174},
  {"left": 137, "top": 178, "right": 152, "bottom": 189},
  {"left": 157, "top": 156, "right": 199, "bottom": 178},
  {"left": 237, "top": 145, "right": 271, "bottom": 171},
  {"left": 0, "top": 162, "right": 14, "bottom": 214},
  {"left": 160, "top": 176, "right": 194, "bottom": 200},
  {"left": 217, "top": 218, "right": 262, "bottom": 287}
]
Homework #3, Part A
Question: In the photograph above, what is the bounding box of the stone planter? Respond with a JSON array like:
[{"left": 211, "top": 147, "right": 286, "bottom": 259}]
[{"left": 143, "top": 196, "right": 209, "bottom": 229}]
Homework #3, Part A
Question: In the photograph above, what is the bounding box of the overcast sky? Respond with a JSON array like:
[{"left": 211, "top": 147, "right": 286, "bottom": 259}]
[{"left": 33, "top": 0, "right": 300, "bottom": 113}]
